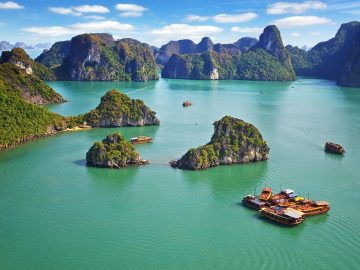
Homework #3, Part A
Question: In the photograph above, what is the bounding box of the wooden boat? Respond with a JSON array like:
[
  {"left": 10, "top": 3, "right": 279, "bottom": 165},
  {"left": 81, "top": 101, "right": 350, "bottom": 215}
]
[
  {"left": 292, "top": 200, "right": 330, "bottom": 216},
  {"left": 259, "top": 187, "right": 272, "bottom": 201},
  {"left": 325, "top": 142, "right": 345, "bottom": 155},
  {"left": 271, "top": 189, "right": 295, "bottom": 203},
  {"left": 130, "top": 136, "right": 152, "bottom": 144},
  {"left": 259, "top": 206, "right": 305, "bottom": 226},
  {"left": 242, "top": 195, "right": 265, "bottom": 210},
  {"left": 183, "top": 101, "right": 192, "bottom": 107}
]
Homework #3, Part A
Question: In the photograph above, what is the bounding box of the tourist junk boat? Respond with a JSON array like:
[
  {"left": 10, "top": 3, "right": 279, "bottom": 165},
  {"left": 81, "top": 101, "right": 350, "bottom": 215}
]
[
  {"left": 259, "top": 206, "right": 305, "bottom": 226},
  {"left": 258, "top": 187, "right": 272, "bottom": 201},
  {"left": 242, "top": 195, "right": 265, "bottom": 210},
  {"left": 270, "top": 189, "right": 295, "bottom": 204},
  {"left": 130, "top": 136, "right": 152, "bottom": 144},
  {"left": 291, "top": 200, "right": 330, "bottom": 216}
]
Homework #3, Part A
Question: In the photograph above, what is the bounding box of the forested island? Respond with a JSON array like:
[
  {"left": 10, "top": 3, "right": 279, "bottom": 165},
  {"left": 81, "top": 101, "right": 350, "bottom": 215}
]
[
  {"left": 171, "top": 116, "right": 269, "bottom": 170},
  {"left": 0, "top": 48, "right": 159, "bottom": 150}
]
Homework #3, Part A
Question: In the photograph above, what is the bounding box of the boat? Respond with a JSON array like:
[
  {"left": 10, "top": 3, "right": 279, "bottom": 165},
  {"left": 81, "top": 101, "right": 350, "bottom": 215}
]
[
  {"left": 258, "top": 187, "right": 272, "bottom": 201},
  {"left": 259, "top": 206, "right": 305, "bottom": 226},
  {"left": 130, "top": 136, "right": 152, "bottom": 144},
  {"left": 325, "top": 142, "right": 345, "bottom": 155},
  {"left": 242, "top": 195, "right": 265, "bottom": 210},
  {"left": 292, "top": 200, "right": 330, "bottom": 216},
  {"left": 270, "top": 188, "right": 295, "bottom": 203},
  {"left": 183, "top": 101, "right": 192, "bottom": 107}
]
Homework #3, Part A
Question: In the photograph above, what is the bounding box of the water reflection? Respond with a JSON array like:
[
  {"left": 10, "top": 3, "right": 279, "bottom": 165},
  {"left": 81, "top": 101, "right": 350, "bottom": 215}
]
[{"left": 181, "top": 161, "right": 268, "bottom": 200}]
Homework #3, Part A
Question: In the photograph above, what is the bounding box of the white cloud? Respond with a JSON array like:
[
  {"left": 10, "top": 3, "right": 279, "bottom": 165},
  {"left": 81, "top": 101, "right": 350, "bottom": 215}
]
[
  {"left": 23, "top": 20, "right": 133, "bottom": 37},
  {"left": 212, "top": 13, "right": 257, "bottom": 23},
  {"left": 291, "top": 32, "right": 301, "bottom": 37},
  {"left": 83, "top": 15, "right": 106, "bottom": 20},
  {"left": 185, "top": 14, "right": 209, "bottom": 22},
  {"left": 49, "top": 5, "right": 109, "bottom": 17},
  {"left": 231, "top": 27, "right": 263, "bottom": 35},
  {"left": 48, "top": 7, "right": 81, "bottom": 16},
  {"left": 115, "top": 3, "right": 147, "bottom": 17},
  {"left": 0, "top": 1, "right": 24, "bottom": 9},
  {"left": 274, "top": 16, "right": 331, "bottom": 27},
  {"left": 267, "top": 1, "right": 327, "bottom": 15},
  {"left": 73, "top": 5, "right": 109, "bottom": 13},
  {"left": 119, "top": 11, "right": 143, "bottom": 17},
  {"left": 150, "top": 24, "right": 222, "bottom": 42}
]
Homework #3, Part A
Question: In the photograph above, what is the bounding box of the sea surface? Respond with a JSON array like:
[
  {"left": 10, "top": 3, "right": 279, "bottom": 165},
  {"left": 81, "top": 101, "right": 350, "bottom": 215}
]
[{"left": 1, "top": 78, "right": 360, "bottom": 269}]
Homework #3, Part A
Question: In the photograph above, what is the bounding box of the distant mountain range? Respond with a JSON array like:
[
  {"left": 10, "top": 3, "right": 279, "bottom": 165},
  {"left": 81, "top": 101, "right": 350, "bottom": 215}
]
[
  {"left": 154, "top": 37, "right": 258, "bottom": 66},
  {"left": 161, "top": 25, "right": 296, "bottom": 81},
  {"left": 1, "top": 21, "right": 359, "bottom": 87},
  {"left": 0, "top": 41, "right": 51, "bottom": 53}
]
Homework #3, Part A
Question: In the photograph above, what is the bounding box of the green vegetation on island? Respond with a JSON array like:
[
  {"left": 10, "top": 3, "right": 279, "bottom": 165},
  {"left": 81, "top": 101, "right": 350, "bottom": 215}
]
[
  {"left": 0, "top": 47, "right": 56, "bottom": 81},
  {"left": 36, "top": 33, "right": 159, "bottom": 82},
  {"left": 86, "top": 132, "right": 147, "bottom": 168},
  {"left": 68, "top": 89, "right": 160, "bottom": 128},
  {"left": 162, "top": 25, "right": 295, "bottom": 81},
  {"left": 288, "top": 21, "right": 360, "bottom": 87},
  {"left": 171, "top": 116, "right": 269, "bottom": 170},
  {"left": 0, "top": 64, "right": 67, "bottom": 150}
]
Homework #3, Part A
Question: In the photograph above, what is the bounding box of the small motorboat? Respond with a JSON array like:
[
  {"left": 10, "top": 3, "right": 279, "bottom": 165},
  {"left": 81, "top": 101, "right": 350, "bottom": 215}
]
[
  {"left": 130, "top": 136, "right": 152, "bottom": 144},
  {"left": 258, "top": 187, "right": 272, "bottom": 201},
  {"left": 183, "top": 101, "right": 192, "bottom": 107}
]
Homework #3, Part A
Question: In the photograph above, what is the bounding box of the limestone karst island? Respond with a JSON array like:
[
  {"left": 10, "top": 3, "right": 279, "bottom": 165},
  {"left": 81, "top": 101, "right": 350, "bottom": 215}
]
[{"left": 0, "top": 1, "right": 359, "bottom": 269}]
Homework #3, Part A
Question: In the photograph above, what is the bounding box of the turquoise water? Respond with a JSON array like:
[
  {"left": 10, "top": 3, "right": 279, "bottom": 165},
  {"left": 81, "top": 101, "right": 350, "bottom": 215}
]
[{"left": 1, "top": 78, "right": 360, "bottom": 269}]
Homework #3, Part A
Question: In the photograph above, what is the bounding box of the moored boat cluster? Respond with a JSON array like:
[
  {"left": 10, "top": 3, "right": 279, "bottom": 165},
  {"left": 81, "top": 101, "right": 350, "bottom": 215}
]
[{"left": 242, "top": 187, "right": 330, "bottom": 226}]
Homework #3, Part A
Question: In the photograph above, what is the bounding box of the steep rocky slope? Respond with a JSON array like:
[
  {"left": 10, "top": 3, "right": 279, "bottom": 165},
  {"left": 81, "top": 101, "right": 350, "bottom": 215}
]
[
  {"left": 171, "top": 116, "right": 269, "bottom": 170},
  {"left": 162, "top": 25, "right": 295, "bottom": 81},
  {"left": 86, "top": 132, "right": 147, "bottom": 168},
  {"left": 288, "top": 21, "right": 360, "bottom": 87},
  {"left": 36, "top": 33, "right": 158, "bottom": 82}
]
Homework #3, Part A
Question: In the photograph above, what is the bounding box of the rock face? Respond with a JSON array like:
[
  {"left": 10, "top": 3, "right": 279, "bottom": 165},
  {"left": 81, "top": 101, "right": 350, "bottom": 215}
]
[
  {"left": 0, "top": 50, "right": 65, "bottom": 105},
  {"left": 0, "top": 62, "right": 67, "bottom": 150},
  {"left": 35, "top": 41, "right": 71, "bottom": 69},
  {"left": 234, "top": 37, "right": 258, "bottom": 51},
  {"left": 325, "top": 142, "right": 345, "bottom": 155},
  {"left": 171, "top": 116, "right": 269, "bottom": 170},
  {"left": 35, "top": 33, "right": 158, "bottom": 82},
  {"left": 252, "top": 25, "right": 290, "bottom": 65},
  {"left": 0, "top": 48, "right": 56, "bottom": 81},
  {"left": 83, "top": 89, "right": 160, "bottom": 127},
  {"left": 86, "top": 133, "right": 147, "bottom": 168},
  {"left": 288, "top": 21, "right": 360, "bottom": 88},
  {"left": 162, "top": 25, "right": 295, "bottom": 81}
]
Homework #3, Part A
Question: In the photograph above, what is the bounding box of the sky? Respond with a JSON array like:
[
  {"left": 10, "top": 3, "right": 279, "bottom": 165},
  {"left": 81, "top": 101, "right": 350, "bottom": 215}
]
[{"left": 0, "top": 0, "right": 359, "bottom": 49}]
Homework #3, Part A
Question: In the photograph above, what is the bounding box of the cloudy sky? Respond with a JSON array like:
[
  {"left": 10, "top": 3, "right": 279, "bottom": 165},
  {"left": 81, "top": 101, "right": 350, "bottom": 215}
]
[{"left": 0, "top": 0, "right": 359, "bottom": 48}]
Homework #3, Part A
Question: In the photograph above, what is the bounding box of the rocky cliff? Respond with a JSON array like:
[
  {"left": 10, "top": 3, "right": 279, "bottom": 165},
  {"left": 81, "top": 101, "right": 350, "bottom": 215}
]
[
  {"left": 35, "top": 33, "right": 159, "bottom": 82},
  {"left": 0, "top": 63, "right": 67, "bottom": 150},
  {"left": 78, "top": 89, "right": 160, "bottom": 127},
  {"left": 171, "top": 116, "right": 269, "bottom": 170},
  {"left": 86, "top": 132, "right": 147, "bottom": 168},
  {"left": 0, "top": 50, "right": 65, "bottom": 105},
  {"left": 288, "top": 21, "right": 360, "bottom": 87},
  {"left": 0, "top": 47, "right": 56, "bottom": 81},
  {"left": 35, "top": 41, "right": 71, "bottom": 69},
  {"left": 161, "top": 25, "right": 295, "bottom": 81}
]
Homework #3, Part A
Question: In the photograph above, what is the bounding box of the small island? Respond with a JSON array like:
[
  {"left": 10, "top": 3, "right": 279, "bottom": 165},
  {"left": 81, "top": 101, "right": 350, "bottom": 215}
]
[
  {"left": 170, "top": 116, "right": 269, "bottom": 170},
  {"left": 86, "top": 132, "right": 148, "bottom": 168},
  {"left": 82, "top": 89, "right": 159, "bottom": 127}
]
